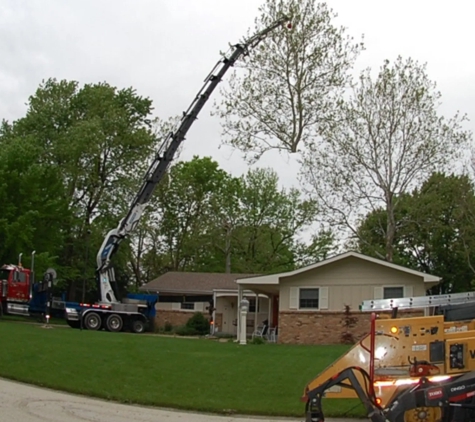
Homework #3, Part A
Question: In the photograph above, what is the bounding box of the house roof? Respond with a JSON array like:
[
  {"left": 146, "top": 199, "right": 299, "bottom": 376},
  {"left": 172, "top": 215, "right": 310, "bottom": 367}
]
[
  {"left": 236, "top": 251, "right": 441, "bottom": 285},
  {"left": 139, "top": 271, "right": 258, "bottom": 294}
]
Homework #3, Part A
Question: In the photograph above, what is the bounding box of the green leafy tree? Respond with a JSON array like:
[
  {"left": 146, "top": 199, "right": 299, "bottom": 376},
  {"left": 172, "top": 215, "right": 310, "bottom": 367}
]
[
  {"left": 139, "top": 159, "right": 332, "bottom": 279},
  {"left": 0, "top": 126, "right": 68, "bottom": 272},
  {"left": 303, "top": 57, "right": 471, "bottom": 262},
  {"left": 357, "top": 173, "right": 475, "bottom": 292},
  {"left": 214, "top": 0, "right": 362, "bottom": 162},
  {"left": 4, "top": 79, "right": 156, "bottom": 300}
]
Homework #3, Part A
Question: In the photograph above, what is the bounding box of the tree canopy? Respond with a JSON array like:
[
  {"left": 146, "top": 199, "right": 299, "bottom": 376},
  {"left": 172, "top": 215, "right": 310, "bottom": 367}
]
[
  {"left": 357, "top": 173, "right": 475, "bottom": 292},
  {"left": 214, "top": 0, "right": 362, "bottom": 163}
]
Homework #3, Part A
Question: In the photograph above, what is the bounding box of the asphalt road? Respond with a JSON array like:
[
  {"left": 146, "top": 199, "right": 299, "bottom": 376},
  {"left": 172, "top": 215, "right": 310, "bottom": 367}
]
[{"left": 0, "top": 378, "right": 359, "bottom": 422}]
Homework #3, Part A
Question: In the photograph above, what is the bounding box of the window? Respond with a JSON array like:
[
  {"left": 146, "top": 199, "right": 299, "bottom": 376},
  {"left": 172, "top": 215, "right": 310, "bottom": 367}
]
[
  {"left": 180, "top": 302, "right": 194, "bottom": 310},
  {"left": 248, "top": 298, "right": 259, "bottom": 313},
  {"left": 299, "top": 288, "right": 319, "bottom": 309},
  {"left": 384, "top": 286, "right": 404, "bottom": 299}
]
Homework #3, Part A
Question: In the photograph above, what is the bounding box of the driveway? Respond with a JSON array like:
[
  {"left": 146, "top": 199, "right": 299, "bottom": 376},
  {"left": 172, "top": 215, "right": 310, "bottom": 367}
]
[{"left": 0, "top": 377, "right": 358, "bottom": 422}]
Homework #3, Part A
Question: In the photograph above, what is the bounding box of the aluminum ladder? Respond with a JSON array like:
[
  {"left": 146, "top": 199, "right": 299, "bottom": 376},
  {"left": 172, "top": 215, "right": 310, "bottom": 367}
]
[{"left": 360, "top": 291, "right": 475, "bottom": 312}]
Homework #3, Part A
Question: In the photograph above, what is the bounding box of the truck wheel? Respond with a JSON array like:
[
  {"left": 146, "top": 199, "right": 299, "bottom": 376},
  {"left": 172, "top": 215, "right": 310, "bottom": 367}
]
[
  {"left": 131, "top": 319, "right": 145, "bottom": 334},
  {"left": 83, "top": 312, "right": 101, "bottom": 331},
  {"left": 106, "top": 314, "right": 123, "bottom": 332}
]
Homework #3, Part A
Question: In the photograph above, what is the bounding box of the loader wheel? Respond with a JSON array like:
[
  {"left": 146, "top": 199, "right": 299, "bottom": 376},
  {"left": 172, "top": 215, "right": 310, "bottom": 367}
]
[
  {"left": 83, "top": 312, "right": 101, "bottom": 331},
  {"left": 404, "top": 406, "right": 442, "bottom": 422},
  {"left": 106, "top": 314, "right": 123, "bottom": 332},
  {"left": 131, "top": 319, "right": 145, "bottom": 334}
]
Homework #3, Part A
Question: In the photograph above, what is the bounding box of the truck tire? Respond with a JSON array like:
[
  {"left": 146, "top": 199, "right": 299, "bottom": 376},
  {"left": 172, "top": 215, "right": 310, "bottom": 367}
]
[
  {"left": 106, "top": 314, "right": 123, "bottom": 332},
  {"left": 83, "top": 312, "right": 101, "bottom": 331},
  {"left": 131, "top": 319, "right": 145, "bottom": 334}
]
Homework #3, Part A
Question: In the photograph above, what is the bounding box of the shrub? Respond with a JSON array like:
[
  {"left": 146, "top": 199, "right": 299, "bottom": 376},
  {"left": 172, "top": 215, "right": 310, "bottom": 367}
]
[
  {"left": 340, "top": 305, "right": 358, "bottom": 344},
  {"left": 175, "top": 325, "right": 198, "bottom": 336},
  {"left": 249, "top": 336, "right": 266, "bottom": 345},
  {"left": 185, "top": 312, "right": 210, "bottom": 335},
  {"left": 164, "top": 322, "right": 173, "bottom": 332}
]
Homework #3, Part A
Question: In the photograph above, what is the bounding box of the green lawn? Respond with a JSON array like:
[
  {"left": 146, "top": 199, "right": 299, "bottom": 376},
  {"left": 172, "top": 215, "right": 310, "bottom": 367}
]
[{"left": 0, "top": 321, "right": 365, "bottom": 417}]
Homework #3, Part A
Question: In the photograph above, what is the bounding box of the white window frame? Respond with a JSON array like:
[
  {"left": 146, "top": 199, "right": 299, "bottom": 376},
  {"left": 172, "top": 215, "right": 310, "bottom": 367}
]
[
  {"left": 289, "top": 286, "right": 329, "bottom": 311},
  {"left": 383, "top": 285, "right": 405, "bottom": 300},
  {"left": 298, "top": 287, "right": 320, "bottom": 310},
  {"left": 374, "top": 285, "right": 413, "bottom": 300},
  {"left": 180, "top": 302, "right": 195, "bottom": 311}
]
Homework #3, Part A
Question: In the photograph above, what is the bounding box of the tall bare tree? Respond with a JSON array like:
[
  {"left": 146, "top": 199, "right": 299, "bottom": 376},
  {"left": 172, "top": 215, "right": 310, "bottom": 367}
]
[
  {"left": 302, "top": 56, "right": 471, "bottom": 261},
  {"left": 214, "top": 0, "right": 363, "bottom": 163}
]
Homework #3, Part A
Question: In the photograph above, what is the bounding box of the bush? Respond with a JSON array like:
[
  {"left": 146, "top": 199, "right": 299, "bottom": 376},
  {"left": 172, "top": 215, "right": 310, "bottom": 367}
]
[
  {"left": 249, "top": 336, "right": 266, "bottom": 345},
  {"left": 175, "top": 325, "right": 198, "bottom": 336},
  {"left": 185, "top": 312, "right": 210, "bottom": 335},
  {"left": 164, "top": 322, "right": 173, "bottom": 333}
]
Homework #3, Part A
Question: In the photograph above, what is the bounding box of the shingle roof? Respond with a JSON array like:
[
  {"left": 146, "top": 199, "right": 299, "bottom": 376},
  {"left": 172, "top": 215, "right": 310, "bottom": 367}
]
[{"left": 139, "top": 271, "right": 258, "bottom": 294}]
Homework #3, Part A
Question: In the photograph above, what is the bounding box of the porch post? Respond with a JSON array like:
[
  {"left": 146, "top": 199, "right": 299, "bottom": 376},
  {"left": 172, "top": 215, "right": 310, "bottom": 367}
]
[
  {"left": 268, "top": 294, "right": 272, "bottom": 327},
  {"left": 254, "top": 292, "right": 258, "bottom": 332},
  {"left": 237, "top": 284, "right": 242, "bottom": 342},
  {"left": 212, "top": 290, "right": 217, "bottom": 335}
]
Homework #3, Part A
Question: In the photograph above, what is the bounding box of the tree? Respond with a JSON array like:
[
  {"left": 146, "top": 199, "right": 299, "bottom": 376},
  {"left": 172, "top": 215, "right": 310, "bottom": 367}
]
[
  {"left": 214, "top": 0, "right": 362, "bottom": 163},
  {"left": 357, "top": 173, "right": 475, "bottom": 292},
  {"left": 302, "top": 57, "right": 471, "bottom": 262},
  {"left": 4, "top": 78, "right": 156, "bottom": 299},
  {"left": 149, "top": 156, "right": 230, "bottom": 273},
  {"left": 0, "top": 126, "right": 69, "bottom": 271},
  {"left": 227, "top": 168, "right": 326, "bottom": 273},
  {"left": 137, "top": 158, "right": 333, "bottom": 280}
]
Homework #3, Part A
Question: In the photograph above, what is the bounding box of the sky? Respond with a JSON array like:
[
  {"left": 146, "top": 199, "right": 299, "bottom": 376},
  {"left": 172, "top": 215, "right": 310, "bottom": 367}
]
[{"left": 1, "top": 0, "right": 474, "bottom": 191}]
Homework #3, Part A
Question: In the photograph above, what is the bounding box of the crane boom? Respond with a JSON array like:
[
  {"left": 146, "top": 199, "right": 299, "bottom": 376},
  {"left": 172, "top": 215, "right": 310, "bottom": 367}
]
[{"left": 96, "top": 16, "right": 291, "bottom": 303}]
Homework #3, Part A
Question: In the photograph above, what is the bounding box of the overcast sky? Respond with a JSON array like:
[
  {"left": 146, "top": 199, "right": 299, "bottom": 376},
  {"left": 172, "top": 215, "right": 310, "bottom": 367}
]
[{"left": 1, "top": 0, "right": 474, "bottom": 189}]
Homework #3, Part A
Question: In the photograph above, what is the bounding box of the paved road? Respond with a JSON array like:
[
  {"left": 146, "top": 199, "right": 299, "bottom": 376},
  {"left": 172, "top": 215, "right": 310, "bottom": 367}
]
[{"left": 0, "top": 378, "right": 359, "bottom": 422}]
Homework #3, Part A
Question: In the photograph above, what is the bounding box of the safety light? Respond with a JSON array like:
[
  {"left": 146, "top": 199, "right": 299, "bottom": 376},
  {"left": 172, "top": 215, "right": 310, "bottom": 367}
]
[
  {"left": 375, "top": 397, "right": 382, "bottom": 406},
  {"left": 390, "top": 326, "right": 398, "bottom": 334}
]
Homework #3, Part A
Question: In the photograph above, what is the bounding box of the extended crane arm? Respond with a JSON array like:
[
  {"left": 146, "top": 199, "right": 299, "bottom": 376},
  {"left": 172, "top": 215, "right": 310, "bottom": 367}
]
[{"left": 96, "top": 15, "right": 291, "bottom": 303}]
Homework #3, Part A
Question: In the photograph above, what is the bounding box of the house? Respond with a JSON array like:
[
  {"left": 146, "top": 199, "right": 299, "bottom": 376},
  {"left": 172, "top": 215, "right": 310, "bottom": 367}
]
[
  {"left": 235, "top": 251, "right": 441, "bottom": 345},
  {"left": 139, "top": 271, "right": 260, "bottom": 334}
]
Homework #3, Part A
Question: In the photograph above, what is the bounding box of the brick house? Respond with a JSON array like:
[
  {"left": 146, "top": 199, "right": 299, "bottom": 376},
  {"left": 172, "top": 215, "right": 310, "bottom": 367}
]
[
  {"left": 235, "top": 251, "right": 441, "bottom": 345},
  {"left": 139, "top": 272, "right": 259, "bottom": 334}
]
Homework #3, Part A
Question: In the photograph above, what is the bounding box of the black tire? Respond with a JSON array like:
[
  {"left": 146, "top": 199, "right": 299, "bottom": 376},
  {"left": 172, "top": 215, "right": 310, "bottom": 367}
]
[
  {"left": 83, "top": 312, "right": 102, "bottom": 331},
  {"left": 106, "top": 314, "right": 123, "bottom": 332},
  {"left": 131, "top": 319, "right": 145, "bottom": 334}
]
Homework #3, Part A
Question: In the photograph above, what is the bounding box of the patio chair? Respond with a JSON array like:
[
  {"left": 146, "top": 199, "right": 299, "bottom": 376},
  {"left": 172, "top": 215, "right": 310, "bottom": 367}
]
[{"left": 251, "top": 322, "right": 269, "bottom": 339}]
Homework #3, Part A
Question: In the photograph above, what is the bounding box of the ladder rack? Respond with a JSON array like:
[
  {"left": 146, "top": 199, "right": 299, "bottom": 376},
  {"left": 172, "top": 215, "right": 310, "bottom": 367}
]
[{"left": 360, "top": 291, "right": 475, "bottom": 312}]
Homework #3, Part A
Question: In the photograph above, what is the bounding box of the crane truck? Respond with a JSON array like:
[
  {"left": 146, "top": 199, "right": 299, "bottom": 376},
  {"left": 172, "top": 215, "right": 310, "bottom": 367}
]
[
  {"left": 64, "top": 15, "right": 292, "bottom": 333},
  {"left": 302, "top": 291, "right": 475, "bottom": 422}
]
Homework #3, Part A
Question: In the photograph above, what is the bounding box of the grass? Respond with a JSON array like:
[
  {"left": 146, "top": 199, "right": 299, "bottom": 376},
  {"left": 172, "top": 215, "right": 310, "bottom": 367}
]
[{"left": 0, "top": 321, "right": 365, "bottom": 417}]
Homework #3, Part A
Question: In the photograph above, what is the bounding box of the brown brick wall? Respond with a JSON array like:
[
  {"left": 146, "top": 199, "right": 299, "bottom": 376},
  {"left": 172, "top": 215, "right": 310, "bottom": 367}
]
[
  {"left": 155, "top": 310, "right": 205, "bottom": 328},
  {"left": 278, "top": 310, "right": 423, "bottom": 345}
]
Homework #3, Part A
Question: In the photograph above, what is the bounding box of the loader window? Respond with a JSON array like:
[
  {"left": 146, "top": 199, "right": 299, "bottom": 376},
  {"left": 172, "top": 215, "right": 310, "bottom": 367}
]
[
  {"left": 299, "top": 288, "right": 319, "bottom": 309},
  {"left": 383, "top": 286, "right": 404, "bottom": 299}
]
